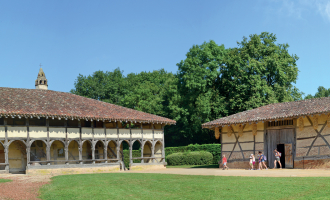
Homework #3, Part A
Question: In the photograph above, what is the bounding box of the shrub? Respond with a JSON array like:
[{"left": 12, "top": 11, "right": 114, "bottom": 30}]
[
  {"left": 165, "top": 144, "right": 221, "bottom": 164},
  {"left": 167, "top": 151, "right": 213, "bottom": 166}
]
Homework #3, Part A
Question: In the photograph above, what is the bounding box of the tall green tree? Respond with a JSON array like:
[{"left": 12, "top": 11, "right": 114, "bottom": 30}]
[
  {"left": 174, "top": 32, "right": 302, "bottom": 145},
  {"left": 305, "top": 86, "right": 330, "bottom": 99}
]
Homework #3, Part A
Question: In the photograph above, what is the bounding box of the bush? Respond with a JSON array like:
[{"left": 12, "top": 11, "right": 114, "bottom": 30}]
[
  {"left": 165, "top": 144, "right": 221, "bottom": 164},
  {"left": 167, "top": 151, "right": 213, "bottom": 166},
  {"left": 122, "top": 150, "right": 141, "bottom": 169}
]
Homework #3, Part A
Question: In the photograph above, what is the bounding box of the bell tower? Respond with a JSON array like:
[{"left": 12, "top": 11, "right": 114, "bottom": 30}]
[{"left": 35, "top": 68, "right": 48, "bottom": 90}]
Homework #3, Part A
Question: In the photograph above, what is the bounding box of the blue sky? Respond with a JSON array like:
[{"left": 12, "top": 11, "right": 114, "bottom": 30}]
[{"left": 0, "top": 0, "right": 329, "bottom": 97}]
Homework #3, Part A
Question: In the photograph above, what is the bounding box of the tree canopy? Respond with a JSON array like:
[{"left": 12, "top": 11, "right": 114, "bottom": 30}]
[
  {"left": 305, "top": 86, "right": 330, "bottom": 99},
  {"left": 71, "top": 32, "right": 303, "bottom": 147}
]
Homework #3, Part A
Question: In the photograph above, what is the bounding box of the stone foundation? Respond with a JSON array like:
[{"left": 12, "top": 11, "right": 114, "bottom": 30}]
[
  {"left": 294, "top": 158, "right": 330, "bottom": 169},
  {"left": 26, "top": 165, "right": 120, "bottom": 176},
  {"left": 130, "top": 163, "right": 166, "bottom": 171}
]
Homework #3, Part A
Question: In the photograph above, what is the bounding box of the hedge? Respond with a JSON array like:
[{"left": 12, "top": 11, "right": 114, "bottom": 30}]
[
  {"left": 165, "top": 144, "right": 221, "bottom": 164},
  {"left": 123, "top": 150, "right": 141, "bottom": 169},
  {"left": 167, "top": 151, "right": 213, "bottom": 166}
]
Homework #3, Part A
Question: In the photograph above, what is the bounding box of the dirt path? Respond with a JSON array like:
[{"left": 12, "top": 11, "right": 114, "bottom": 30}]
[
  {"left": 0, "top": 174, "right": 51, "bottom": 200},
  {"left": 127, "top": 167, "right": 330, "bottom": 177}
]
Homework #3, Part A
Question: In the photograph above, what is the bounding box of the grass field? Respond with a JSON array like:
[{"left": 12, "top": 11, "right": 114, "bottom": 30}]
[
  {"left": 0, "top": 179, "right": 11, "bottom": 183},
  {"left": 39, "top": 173, "right": 330, "bottom": 200}
]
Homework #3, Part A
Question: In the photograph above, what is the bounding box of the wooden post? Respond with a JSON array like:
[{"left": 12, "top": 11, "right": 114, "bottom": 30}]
[{"left": 141, "top": 124, "right": 144, "bottom": 163}]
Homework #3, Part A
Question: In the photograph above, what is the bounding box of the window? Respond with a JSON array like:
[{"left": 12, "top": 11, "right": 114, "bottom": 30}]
[
  {"left": 268, "top": 120, "right": 293, "bottom": 127},
  {"left": 57, "top": 148, "right": 65, "bottom": 158}
]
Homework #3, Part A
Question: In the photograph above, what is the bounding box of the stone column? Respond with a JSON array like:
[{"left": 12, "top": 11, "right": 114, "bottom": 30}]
[
  {"left": 4, "top": 146, "right": 9, "bottom": 172},
  {"left": 152, "top": 124, "right": 155, "bottom": 163},
  {"left": 141, "top": 142, "right": 144, "bottom": 163},
  {"left": 92, "top": 145, "right": 95, "bottom": 164},
  {"left": 46, "top": 144, "right": 51, "bottom": 165},
  {"left": 162, "top": 125, "right": 165, "bottom": 163},
  {"left": 129, "top": 141, "right": 133, "bottom": 165},
  {"left": 65, "top": 145, "right": 69, "bottom": 165},
  {"left": 26, "top": 147, "right": 31, "bottom": 166},
  {"left": 104, "top": 146, "right": 107, "bottom": 163},
  {"left": 78, "top": 145, "right": 83, "bottom": 164}
]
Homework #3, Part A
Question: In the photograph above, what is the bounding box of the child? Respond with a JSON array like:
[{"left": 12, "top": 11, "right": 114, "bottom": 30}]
[
  {"left": 249, "top": 154, "right": 255, "bottom": 170},
  {"left": 222, "top": 155, "right": 229, "bottom": 170}
]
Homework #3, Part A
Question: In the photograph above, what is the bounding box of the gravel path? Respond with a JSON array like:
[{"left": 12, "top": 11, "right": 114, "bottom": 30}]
[{"left": 0, "top": 174, "right": 51, "bottom": 200}]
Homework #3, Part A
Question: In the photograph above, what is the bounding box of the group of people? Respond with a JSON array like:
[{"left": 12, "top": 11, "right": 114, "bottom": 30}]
[{"left": 220, "top": 149, "right": 282, "bottom": 170}]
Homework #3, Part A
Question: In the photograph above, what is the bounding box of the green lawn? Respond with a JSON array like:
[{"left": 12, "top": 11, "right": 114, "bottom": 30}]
[
  {"left": 39, "top": 173, "right": 330, "bottom": 200},
  {"left": 166, "top": 164, "right": 219, "bottom": 168},
  {"left": 0, "top": 179, "right": 11, "bottom": 183}
]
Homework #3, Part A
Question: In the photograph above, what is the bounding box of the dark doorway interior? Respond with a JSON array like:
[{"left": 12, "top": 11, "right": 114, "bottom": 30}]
[{"left": 277, "top": 144, "right": 285, "bottom": 168}]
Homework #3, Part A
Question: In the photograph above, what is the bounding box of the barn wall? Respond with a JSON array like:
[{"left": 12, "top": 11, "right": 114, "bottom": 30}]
[
  {"left": 221, "top": 122, "right": 264, "bottom": 168},
  {"left": 295, "top": 115, "right": 330, "bottom": 169}
]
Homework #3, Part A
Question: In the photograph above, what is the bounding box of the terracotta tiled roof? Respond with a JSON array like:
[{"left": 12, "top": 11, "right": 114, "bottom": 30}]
[
  {"left": 0, "top": 87, "right": 176, "bottom": 124},
  {"left": 202, "top": 97, "right": 330, "bottom": 128}
]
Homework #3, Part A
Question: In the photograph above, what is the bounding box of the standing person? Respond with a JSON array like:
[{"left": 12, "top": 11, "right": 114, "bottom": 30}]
[
  {"left": 273, "top": 149, "right": 282, "bottom": 169},
  {"left": 222, "top": 155, "right": 229, "bottom": 170},
  {"left": 249, "top": 154, "right": 255, "bottom": 170},
  {"left": 258, "top": 151, "right": 263, "bottom": 170}
]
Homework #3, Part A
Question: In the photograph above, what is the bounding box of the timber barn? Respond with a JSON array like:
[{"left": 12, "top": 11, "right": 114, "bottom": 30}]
[
  {"left": 202, "top": 99, "right": 330, "bottom": 169},
  {"left": 0, "top": 69, "right": 175, "bottom": 175}
]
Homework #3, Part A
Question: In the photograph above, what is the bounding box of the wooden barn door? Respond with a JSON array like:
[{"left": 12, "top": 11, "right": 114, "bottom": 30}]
[
  {"left": 267, "top": 129, "right": 280, "bottom": 169},
  {"left": 284, "top": 143, "right": 293, "bottom": 168}
]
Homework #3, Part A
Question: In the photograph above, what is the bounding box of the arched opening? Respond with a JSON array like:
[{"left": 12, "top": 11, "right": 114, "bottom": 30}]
[
  {"left": 154, "top": 141, "right": 163, "bottom": 163},
  {"left": 95, "top": 141, "right": 104, "bottom": 163},
  {"left": 132, "top": 140, "right": 142, "bottom": 163},
  {"left": 40, "top": 80, "right": 42, "bottom": 84},
  {"left": 68, "top": 140, "right": 79, "bottom": 164},
  {"left": 0, "top": 142, "right": 5, "bottom": 170},
  {"left": 107, "top": 140, "right": 117, "bottom": 163},
  {"left": 50, "top": 141, "right": 65, "bottom": 165},
  {"left": 143, "top": 141, "right": 153, "bottom": 163},
  {"left": 8, "top": 140, "right": 27, "bottom": 173},
  {"left": 120, "top": 140, "right": 130, "bottom": 169},
  {"left": 44, "top": 81, "right": 47, "bottom": 85},
  {"left": 82, "top": 140, "right": 92, "bottom": 164},
  {"left": 30, "top": 140, "right": 47, "bottom": 164}
]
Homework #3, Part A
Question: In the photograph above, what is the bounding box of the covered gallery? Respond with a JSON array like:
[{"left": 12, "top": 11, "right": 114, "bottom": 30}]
[
  {"left": 202, "top": 98, "right": 330, "bottom": 169},
  {"left": 0, "top": 85, "right": 175, "bottom": 174}
]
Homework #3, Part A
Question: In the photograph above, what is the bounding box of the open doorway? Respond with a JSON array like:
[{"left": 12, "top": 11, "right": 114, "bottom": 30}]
[{"left": 277, "top": 144, "right": 285, "bottom": 168}]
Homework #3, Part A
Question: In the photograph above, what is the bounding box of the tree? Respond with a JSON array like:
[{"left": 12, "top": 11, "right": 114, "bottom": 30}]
[
  {"left": 305, "top": 86, "right": 330, "bottom": 99},
  {"left": 174, "top": 32, "right": 302, "bottom": 145}
]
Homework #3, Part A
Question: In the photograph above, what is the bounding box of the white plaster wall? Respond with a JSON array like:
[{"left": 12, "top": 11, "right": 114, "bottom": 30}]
[
  {"left": 29, "top": 127, "right": 47, "bottom": 138},
  {"left": 222, "top": 144, "right": 234, "bottom": 151},
  {"left": 255, "top": 131, "right": 264, "bottom": 142},
  {"left": 49, "top": 128, "right": 66, "bottom": 138},
  {"left": 67, "top": 128, "right": 79, "bottom": 139},
  {"left": 154, "top": 130, "right": 163, "bottom": 139},
  {"left": 7, "top": 127, "right": 27, "bottom": 138},
  {"left": 94, "top": 128, "right": 105, "bottom": 139},
  {"left": 131, "top": 129, "right": 142, "bottom": 138},
  {"left": 106, "top": 129, "right": 117, "bottom": 139},
  {"left": 81, "top": 128, "right": 93, "bottom": 138},
  {"left": 143, "top": 129, "right": 153, "bottom": 139},
  {"left": 0, "top": 127, "right": 5, "bottom": 138},
  {"left": 119, "top": 129, "right": 130, "bottom": 138},
  {"left": 238, "top": 132, "right": 253, "bottom": 142},
  {"left": 222, "top": 133, "right": 236, "bottom": 143},
  {"left": 240, "top": 142, "right": 254, "bottom": 150}
]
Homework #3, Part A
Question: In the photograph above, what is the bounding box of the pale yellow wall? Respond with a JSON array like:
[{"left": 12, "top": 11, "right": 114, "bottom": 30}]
[
  {"left": 221, "top": 132, "right": 236, "bottom": 143},
  {"left": 131, "top": 129, "right": 142, "bottom": 138},
  {"left": 82, "top": 141, "right": 92, "bottom": 160},
  {"left": 240, "top": 142, "right": 254, "bottom": 150},
  {"left": 222, "top": 144, "right": 235, "bottom": 151},
  {"left": 238, "top": 132, "right": 253, "bottom": 142},
  {"left": 67, "top": 128, "right": 79, "bottom": 139},
  {"left": 106, "top": 129, "right": 117, "bottom": 139},
  {"left": 49, "top": 128, "right": 66, "bottom": 138},
  {"left": 7, "top": 127, "right": 27, "bottom": 138},
  {"left": 8, "top": 141, "right": 26, "bottom": 170},
  {"left": 154, "top": 130, "right": 163, "bottom": 139},
  {"left": 119, "top": 129, "right": 130, "bottom": 138},
  {"left": 143, "top": 142, "right": 152, "bottom": 163},
  {"left": 107, "top": 141, "right": 117, "bottom": 158},
  {"left": 0, "top": 127, "right": 5, "bottom": 138},
  {"left": 82, "top": 128, "right": 92, "bottom": 138},
  {"left": 68, "top": 141, "right": 79, "bottom": 160},
  {"left": 143, "top": 129, "right": 153, "bottom": 139},
  {"left": 94, "top": 128, "right": 105, "bottom": 139},
  {"left": 29, "top": 127, "right": 47, "bottom": 138},
  {"left": 255, "top": 132, "right": 264, "bottom": 142},
  {"left": 154, "top": 142, "right": 162, "bottom": 162}
]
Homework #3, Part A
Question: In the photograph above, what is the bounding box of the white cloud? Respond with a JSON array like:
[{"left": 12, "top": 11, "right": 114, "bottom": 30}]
[{"left": 317, "top": 1, "right": 330, "bottom": 21}]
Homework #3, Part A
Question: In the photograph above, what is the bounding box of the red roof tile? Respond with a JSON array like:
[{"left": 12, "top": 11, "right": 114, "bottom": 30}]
[
  {"left": 202, "top": 97, "right": 330, "bottom": 128},
  {"left": 0, "top": 87, "right": 176, "bottom": 124}
]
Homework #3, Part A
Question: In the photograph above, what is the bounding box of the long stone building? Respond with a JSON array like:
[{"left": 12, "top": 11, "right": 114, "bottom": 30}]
[
  {"left": 0, "top": 69, "right": 175, "bottom": 174},
  {"left": 203, "top": 99, "right": 330, "bottom": 169}
]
